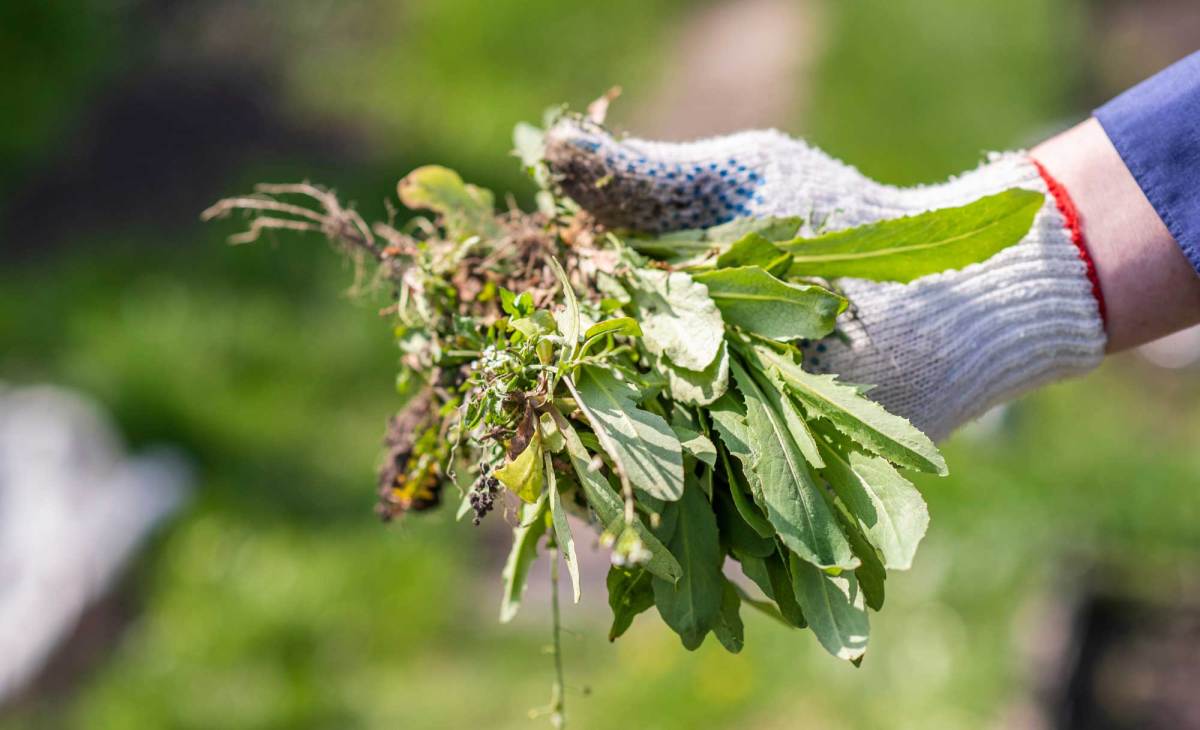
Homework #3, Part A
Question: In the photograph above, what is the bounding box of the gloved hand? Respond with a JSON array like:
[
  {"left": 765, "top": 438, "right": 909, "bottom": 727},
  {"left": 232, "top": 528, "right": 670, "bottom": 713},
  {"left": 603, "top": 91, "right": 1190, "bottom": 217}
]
[{"left": 545, "top": 119, "right": 1107, "bottom": 441}]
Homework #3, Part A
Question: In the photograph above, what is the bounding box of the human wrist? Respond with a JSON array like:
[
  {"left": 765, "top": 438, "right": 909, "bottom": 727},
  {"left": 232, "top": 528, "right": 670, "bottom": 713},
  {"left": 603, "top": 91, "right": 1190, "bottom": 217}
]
[{"left": 1031, "top": 118, "right": 1200, "bottom": 352}]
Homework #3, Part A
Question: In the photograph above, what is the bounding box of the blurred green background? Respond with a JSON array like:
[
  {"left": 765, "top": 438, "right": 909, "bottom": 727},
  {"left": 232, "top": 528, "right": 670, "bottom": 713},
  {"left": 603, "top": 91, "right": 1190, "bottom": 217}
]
[{"left": 2, "top": 1, "right": 1199, "bottom": 728}]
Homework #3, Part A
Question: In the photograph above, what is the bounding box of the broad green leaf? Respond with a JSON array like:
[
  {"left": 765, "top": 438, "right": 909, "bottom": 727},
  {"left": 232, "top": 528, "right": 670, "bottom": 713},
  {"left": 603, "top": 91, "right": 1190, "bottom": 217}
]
[
  {"left": 397, "top": 165, "right": 504, "bottom": 240},
  {"left": 626, "top": 269, "right": 724, "bottom": 371},
  {"left": 789, "top": 554, "right": 869, "bottom": 661},
  {"left": 499, "top": 494, "right": 548, "bottom": 622},
  {"left": 494, "top": 426, "right": 544, "bottom": 503},
  {"left": 817, "top": 434, "right": 928, "bottom": 570},
  {"left": 665, "top": 342, "right": 729, "bottom": 406},
  {"left": 744, "top": 350, "right": 824, "bottom": 468},
  {"left": 583, "top": 316, "right": 642, "bottom": 341},
  {"left": 713, "top": 579, "right": 745, "bottom": 654},
  {"left": 692, "top": 266, "right": 845, "bottom": 341},
  {"left": 736, "top": 549, "right": 806, "bottom": 628},
  {"left": 652, "top": 481, "right": 725, "bottom": 650},
  {"left": 715, "top": 232, "right": 792, "bottom": 274},
  {"left": 549, "top": 407, "right": 682, "bottom": 582},
  {"left": 569, "top": 367, "right": 684, "bottom": 501},
  {"left": 715, "top": 483, "right": 774, "bottom": 558},
  {"left": 671, "top": 424, "right": 717, "bottom": 467},
  {"left": 606, "top": 566, "right": 655, "bottom": 641},
  {"left": 753, "top": 343, "right": 946, "bottom": 475},
  {"left": 546, "top": 452, "right": 580, "bottom": 603},
  {"left": 730, "top": 360, "right": 856, "bottom": 570},
  {"left": 781, "top": 188, "right": 1043, "bottom": 282}
]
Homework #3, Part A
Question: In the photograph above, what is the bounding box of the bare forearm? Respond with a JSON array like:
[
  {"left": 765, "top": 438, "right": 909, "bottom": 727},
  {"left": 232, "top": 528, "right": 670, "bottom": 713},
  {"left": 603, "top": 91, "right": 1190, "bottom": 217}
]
[{"left": 1032, "top": 118, "right": 1200, "bottom": 352}]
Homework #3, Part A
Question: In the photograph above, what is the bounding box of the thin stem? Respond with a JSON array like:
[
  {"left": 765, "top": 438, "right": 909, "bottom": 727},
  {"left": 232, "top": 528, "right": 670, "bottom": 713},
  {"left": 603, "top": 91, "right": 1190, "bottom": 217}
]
[{"left": 549, "top": 545, "right": 566, "bottom": 729}]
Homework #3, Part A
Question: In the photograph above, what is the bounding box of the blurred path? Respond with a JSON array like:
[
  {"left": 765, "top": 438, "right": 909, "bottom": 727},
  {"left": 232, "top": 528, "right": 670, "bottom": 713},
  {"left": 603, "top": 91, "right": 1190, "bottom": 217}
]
[{"left": 633, "top": 0, "right": 826, "bottom": 139}]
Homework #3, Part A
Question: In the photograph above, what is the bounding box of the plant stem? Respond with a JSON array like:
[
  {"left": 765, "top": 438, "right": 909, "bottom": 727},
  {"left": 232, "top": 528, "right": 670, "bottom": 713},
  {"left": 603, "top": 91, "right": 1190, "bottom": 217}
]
[{"left": 549, "top": 545, "right": 567, "bottom": 729}]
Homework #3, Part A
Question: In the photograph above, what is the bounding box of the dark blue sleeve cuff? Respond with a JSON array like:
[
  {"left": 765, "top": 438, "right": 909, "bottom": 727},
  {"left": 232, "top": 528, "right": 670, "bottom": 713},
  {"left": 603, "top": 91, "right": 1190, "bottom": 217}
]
[{"left": 1095, "top": 51, "right": 1200, "bottom": 276}]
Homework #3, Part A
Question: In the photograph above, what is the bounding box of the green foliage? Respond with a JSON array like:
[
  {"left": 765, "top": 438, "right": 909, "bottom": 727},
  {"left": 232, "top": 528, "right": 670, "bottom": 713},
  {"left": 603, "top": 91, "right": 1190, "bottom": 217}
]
[
  {"left": 692, "top": 266, "right": 846, "bottom": 341},
  {"left": 651, "top": 481, "right": 725, "bottom": 650},
  {"left": 571, "top": 367, "right": 685, "bottom": 502},
  {"left": 781, "top": 189, "right": 1044, "bottom": 283}
]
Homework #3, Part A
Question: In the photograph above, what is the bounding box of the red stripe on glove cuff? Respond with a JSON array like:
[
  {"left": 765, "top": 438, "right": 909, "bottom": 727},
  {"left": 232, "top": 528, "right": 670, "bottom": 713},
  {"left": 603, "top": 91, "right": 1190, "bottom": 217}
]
[{"left": 1033, "top": 160, "right": 1108, "bottom": 324}]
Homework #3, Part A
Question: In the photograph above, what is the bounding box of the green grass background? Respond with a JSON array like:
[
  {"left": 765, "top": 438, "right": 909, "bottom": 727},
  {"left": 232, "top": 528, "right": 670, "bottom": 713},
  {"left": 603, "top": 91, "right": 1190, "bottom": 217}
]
[{"left": 3, "top": 1, "right": 1198, "bottom": 728}]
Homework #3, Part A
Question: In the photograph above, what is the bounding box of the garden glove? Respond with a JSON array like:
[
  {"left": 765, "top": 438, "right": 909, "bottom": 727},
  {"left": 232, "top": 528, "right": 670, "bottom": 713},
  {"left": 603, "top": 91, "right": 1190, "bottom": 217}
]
[{"left": 545, "top": 120, "right": 1107, "bottom": 441}]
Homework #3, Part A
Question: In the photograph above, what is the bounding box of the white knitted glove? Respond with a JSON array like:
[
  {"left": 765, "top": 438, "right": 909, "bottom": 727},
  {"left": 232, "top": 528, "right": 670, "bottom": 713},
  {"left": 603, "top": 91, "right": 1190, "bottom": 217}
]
[{"left": 545, "top": 120, "right": 1107, "bottom": 441}]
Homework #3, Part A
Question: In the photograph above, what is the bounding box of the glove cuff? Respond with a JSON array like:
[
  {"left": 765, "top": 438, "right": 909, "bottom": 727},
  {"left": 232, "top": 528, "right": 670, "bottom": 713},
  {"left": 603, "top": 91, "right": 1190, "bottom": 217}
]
[{"left": 817, "top": 154, "right": 1107, "bottom": 441}]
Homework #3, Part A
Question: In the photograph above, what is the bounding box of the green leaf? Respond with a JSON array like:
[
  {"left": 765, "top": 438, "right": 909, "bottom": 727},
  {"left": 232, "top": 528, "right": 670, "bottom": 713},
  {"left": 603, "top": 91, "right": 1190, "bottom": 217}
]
[
  {"left": 569, "top": 367, "right": 685, "bottom": 501},
  {"left": 817, "top": 433, "right": 929, "bottom": 571},
  {"left": 584, "top": 316, "right": 642, "bottom": 341},
  {"left": 713, "top": 579, "right": 745, "bottom": 654},
  {"left": 730, "top": 359, "right": 856, "bottom": 570},
  {"left": 752, "top": 343, "right": 946, "bottom": 475},
  {"left": 646, "top": 216, "right": 805, "bottom": 251},
  {"left": 671, "top": 424, "right": 717, "bottom": 467},
  {"left": 652, "top": 480, "right": 725, "bottom": 650},
  {"left": 549, "top": 408, "right": 682, "bottom": 583},
  {"left": 715, "top": 232, "right": 792, "bottom": 274},
  {"left": 546, "top": 452, "right": 581, "bottom": 603},
  {"left": 494, "top": 425, "right": 544, "bottom": 503},
  {"left": 692, "top": 266, "right": 846, "bottom": 341},
  {"left": 781, "top": 188, "right": 1043, "bottom": 282},
  {"left": 397, "top": 165, "right": 504, "bottom": 240},
  {"left": 499, "top": 493, "right": 548, "bottom": 623},
  {"left": 714, "top": 482, "right": 774, "bottom": 558},
  {"left": 789, "top": 553, "right": 869, "bottom": 661},
  {"left": 709, "top": 395, "right": 774, "bottom": 538},
  {"left": 538, "top": 412, "right": 564, "bottom": 453},
  {"left": 664, "top": 342, "right": 729, "bottom": 406},
  {"left": 626, "top": 269, "right": 724, "bottom": 371},
  {"left": 736, "top": 549, "right": 807, "bottom": 628},
  {"left": 606, "top": 566, "right": 654, "bottom": 641},
  {"left": 547, "top": 257, "right": 580, "bottom": 371},
  {"left": 733, "top": 584, "right": 795, "bottom": 628}
]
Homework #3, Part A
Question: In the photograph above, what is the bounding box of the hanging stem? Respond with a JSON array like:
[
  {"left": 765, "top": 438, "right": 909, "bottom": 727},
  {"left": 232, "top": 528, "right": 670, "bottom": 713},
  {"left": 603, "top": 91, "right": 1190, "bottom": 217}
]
[{"left": 549, "top": 545, "right": 567, "bottom": 729}]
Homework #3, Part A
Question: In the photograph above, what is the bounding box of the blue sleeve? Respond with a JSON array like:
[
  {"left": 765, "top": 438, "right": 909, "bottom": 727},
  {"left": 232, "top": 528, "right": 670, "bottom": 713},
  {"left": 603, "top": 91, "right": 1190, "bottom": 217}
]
[{"left": 1095, "top": 51, "right": 1200, "bottom": 276}]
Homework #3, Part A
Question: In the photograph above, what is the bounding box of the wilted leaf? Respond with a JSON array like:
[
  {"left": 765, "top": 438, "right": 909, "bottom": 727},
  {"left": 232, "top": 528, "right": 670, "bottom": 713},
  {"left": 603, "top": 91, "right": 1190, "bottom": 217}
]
[
  {"left": 494, "top": 416, "right": 544, "bottom": 503},
  {"left": 397, "top": 165, "right": 505, "bottom": 240}
]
